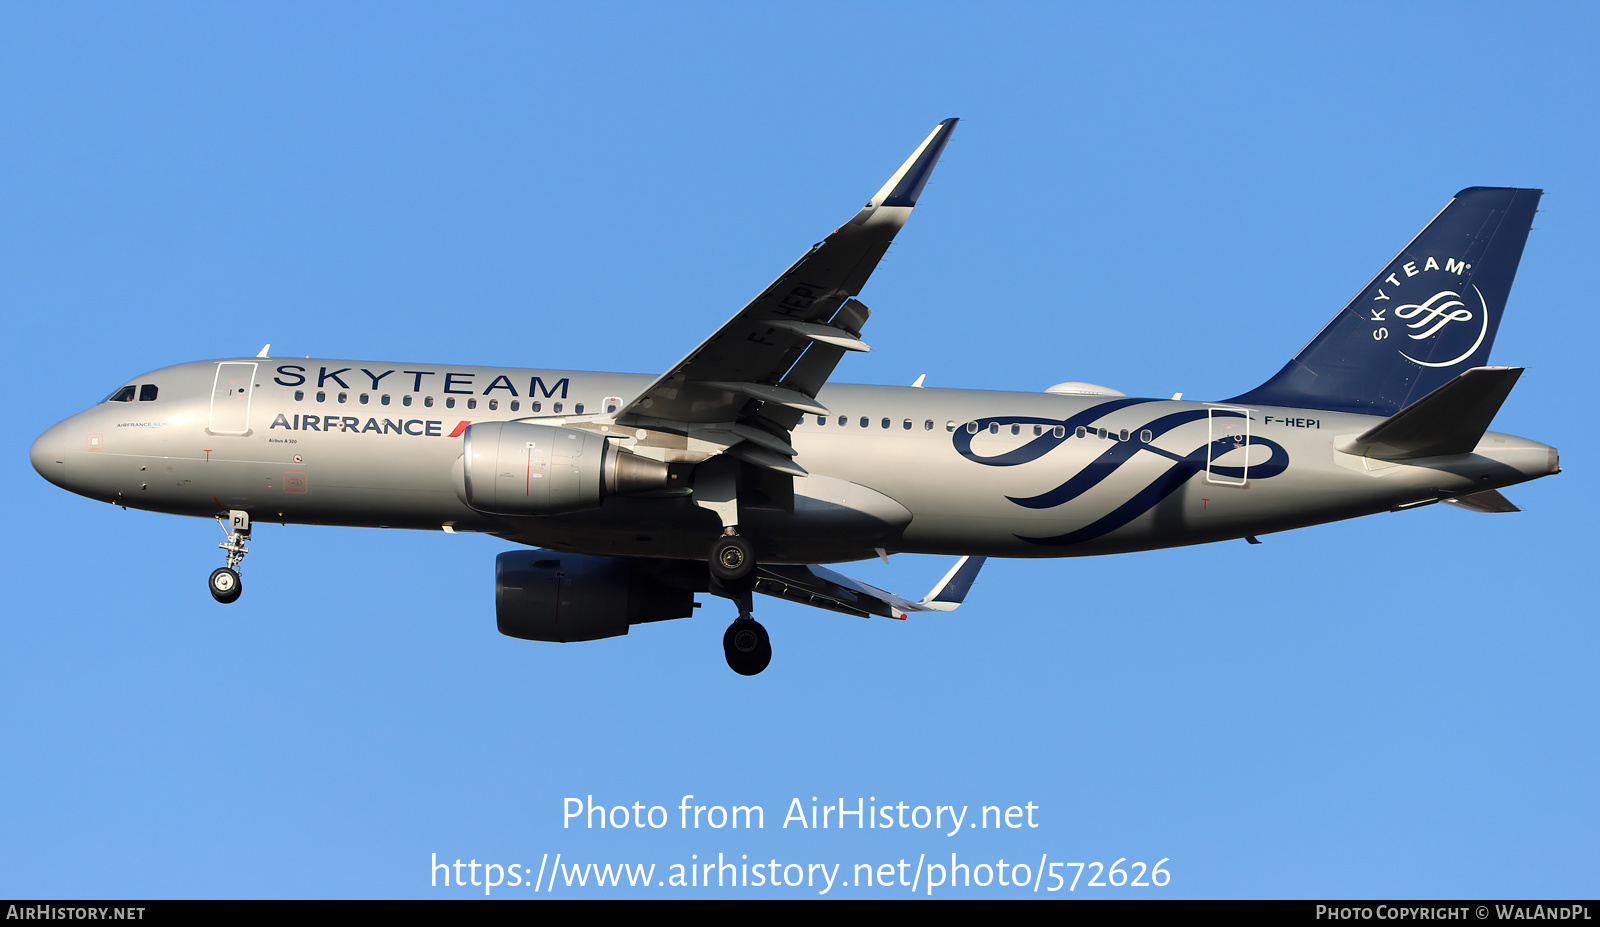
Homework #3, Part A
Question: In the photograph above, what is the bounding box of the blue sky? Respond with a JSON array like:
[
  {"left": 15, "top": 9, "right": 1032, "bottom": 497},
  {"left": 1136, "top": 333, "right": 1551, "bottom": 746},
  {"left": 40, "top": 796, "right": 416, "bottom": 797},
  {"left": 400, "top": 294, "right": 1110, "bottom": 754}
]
[{"left": 3, "top": 2, "right": 1596, "bottom": 899}]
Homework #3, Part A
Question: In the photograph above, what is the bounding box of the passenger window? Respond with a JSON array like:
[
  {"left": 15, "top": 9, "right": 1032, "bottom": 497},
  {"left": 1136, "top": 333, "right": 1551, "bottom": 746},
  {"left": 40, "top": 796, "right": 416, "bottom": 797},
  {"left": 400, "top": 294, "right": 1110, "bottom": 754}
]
[
  {"left": 532, "top": 401, "right": 542, "bottom": 412},
  {"left": 511, "top": 400, "right": 520, "bottom": 411},
  {"left": 403, "top": 395, "right": 413, "bottom": 407},
  {"left": 838, "top": 415, "right": 847, "bottom": 426},
  {"left": 946, "top": 421, "right": 956, "bottom": 432},
  {"left": 966, "top": 422, "right": 978, "bottom": 434},
  {"left": 989, "top": 422, "right": 999, "bottom": 434},
  {"left": 1140, "top": 429, "right": 1153, "bottom": 443},
  {"left": 424, "top": 396, "right": 434, "bottom": 408},
  {"left": 489, "top": 399, "right": 499, "bottom": 411},
  {"left": 316, "top": 391, "right": 326, "bottom": 403},
  {"left": 575, "top": 402, "right": 584, "bottom": 414},
  {"left": 468, "top": 398, "right": 477, "bottom": 410},
  {"left": 1098, "top": 428, "right": 1108, "bottom": 439},
  {"left": 107, "top": 386, "right": 136, "bottom": 403},
  {"left": 381, "top": 394, "right": 390, "bottom": 406},
  {"left": 881, "top": 418, "right": 890, "bottom": 429},
  {"left": 606, "top": 401, "right": 619, "bottom": 414},
  {"left": 1011, "top": 424, "right": 1020, "bottom": 435},
  {"left": 924, "top": 420, "right": 934, "bottom": 431},
  {"left": 554, "top": 402, "right": 563, "bottom": 413},
  {"left": 1119, "top": 428, "right": 1129, "bottom": 441},
  {"left": 1075, "top": 426, "right": 1087, "bottom": 439},
  {"left": 902, "top": 419, "right": 912, "bottom": 430},
  {"left": 445, "top": 397, "right": 455, "bottom": 409},
  {"left": 139, "top": 384, "right": 158, "bottom": 402},
  {"left": 294, "top": 390, "right": 304, "bottom": 402},
  {"left": 860, "top": 417, "right": 869, "bottom": 428},
  {"left": 816, "top": 416, "right": 826, "bottom": 426},
  {"left": 1032, "top": 425, "right": 1042, "bottom": 436},
  {"left": 1054, "top": 426, "right": 1066, "bottom": 438},
  {"left": 338, "top": 392, "right": 347, "bottom": 403}
]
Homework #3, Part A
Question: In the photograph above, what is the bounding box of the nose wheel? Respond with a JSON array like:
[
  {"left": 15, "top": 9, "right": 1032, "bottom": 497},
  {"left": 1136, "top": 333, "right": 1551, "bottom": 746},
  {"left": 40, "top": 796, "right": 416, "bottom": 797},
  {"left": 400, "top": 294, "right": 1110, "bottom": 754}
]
[
  {"left": 723, "top": 617, "right": 771, "bottom": 676},
  {"left": 209, "top": 509, "right": 251, "bottom": 604},
  {"left": 209, "top": 567, "right": 242, "bottom": 604}
]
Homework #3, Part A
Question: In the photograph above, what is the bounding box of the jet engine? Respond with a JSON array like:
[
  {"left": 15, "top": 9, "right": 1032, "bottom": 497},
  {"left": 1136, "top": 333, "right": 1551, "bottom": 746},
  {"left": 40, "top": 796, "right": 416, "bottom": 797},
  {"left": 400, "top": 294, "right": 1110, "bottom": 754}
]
[
  {"left": 458, "top": 422, "right": 669, "bottom": 515},
  {"left": 495, "top": 550, "right": 697, "bottom": 642}
]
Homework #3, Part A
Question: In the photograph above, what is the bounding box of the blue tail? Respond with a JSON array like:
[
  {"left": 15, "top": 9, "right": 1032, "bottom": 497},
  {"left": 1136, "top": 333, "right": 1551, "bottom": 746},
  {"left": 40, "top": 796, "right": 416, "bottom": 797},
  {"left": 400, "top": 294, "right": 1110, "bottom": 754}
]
[{"left": 1230, "top": 187, "right": 1541, "bottom": 416}]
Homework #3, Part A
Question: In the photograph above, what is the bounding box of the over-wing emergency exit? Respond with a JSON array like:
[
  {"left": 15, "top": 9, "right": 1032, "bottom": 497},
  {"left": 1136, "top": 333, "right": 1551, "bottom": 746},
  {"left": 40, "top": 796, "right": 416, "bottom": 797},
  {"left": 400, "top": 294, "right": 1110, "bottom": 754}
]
[{"left": 30, "top": 119, "right": 1558, "bottom": 674}]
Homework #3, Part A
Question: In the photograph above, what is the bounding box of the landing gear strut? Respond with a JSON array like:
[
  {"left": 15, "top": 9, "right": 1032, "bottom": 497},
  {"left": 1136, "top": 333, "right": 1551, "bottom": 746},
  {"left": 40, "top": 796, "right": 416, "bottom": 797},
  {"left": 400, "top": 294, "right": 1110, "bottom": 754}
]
[{"left": 211, "top": 509, "right": 250, "bottom": 604}]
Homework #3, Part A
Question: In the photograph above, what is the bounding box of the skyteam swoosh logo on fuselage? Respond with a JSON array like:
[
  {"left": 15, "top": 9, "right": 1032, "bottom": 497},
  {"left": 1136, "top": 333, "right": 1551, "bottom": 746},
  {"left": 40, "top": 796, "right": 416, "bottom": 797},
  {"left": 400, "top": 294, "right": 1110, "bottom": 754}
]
[{"left": 952, "top": 399, "right": 1290, "bottom": 546}]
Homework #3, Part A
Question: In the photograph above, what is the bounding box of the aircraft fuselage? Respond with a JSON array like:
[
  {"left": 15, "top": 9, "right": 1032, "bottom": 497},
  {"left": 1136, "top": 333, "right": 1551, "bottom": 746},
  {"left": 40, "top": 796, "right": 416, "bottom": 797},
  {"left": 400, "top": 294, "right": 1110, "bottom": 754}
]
[{"left": 31, "top": 357, "right": 1559, "bottom": 565}]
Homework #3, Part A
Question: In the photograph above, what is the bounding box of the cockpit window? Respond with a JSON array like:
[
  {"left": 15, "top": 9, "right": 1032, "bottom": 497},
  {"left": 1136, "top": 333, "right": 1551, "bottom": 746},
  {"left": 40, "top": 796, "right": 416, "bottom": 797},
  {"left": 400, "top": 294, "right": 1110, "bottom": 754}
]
[
  {"left": 139, "top": 384, "right": 159, "bottom": 401},
  {"left": 107, "top": 386, "right": 136, "bottom": 403}
]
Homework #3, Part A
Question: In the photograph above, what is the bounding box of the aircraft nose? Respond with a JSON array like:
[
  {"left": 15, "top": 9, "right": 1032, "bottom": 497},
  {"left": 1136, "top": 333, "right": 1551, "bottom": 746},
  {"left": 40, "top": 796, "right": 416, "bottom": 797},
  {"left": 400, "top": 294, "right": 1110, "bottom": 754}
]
[{"left": 30, "top": 422, "right": 68, "bottom": 488}]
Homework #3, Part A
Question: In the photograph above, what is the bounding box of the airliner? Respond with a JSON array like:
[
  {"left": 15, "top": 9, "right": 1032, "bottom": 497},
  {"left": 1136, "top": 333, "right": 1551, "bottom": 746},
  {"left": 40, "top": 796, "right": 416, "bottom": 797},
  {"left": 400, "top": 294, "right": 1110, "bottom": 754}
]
[{"left": 29, "top": 119, "right": 1558, "bottom": 675}]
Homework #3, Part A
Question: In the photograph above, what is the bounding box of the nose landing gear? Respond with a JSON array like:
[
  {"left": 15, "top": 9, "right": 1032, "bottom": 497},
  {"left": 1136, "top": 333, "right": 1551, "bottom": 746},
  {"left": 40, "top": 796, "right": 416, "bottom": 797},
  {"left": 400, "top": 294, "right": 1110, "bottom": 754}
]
[
  {"left": 208, "top": 566, "right": 242, "bottom": 604},
  {"left": 210, "top": 510, "right": 250, "bottom": 604}
]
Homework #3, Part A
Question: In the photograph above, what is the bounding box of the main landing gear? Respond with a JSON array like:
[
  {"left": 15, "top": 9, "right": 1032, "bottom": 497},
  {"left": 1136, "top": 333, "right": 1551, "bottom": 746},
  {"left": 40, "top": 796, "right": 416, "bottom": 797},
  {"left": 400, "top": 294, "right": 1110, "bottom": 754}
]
[
  {"left": 210, "top": 509, "right": 250, "bottom": 604},
  {"left": 709, "top": 531, "right": 771, "bottom": 676}
]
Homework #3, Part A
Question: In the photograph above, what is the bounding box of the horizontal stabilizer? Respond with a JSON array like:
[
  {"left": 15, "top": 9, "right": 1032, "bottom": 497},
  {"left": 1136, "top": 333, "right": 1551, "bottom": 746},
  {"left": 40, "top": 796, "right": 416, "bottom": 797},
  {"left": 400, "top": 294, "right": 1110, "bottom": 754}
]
[
  {"left": 1443, "top": 489, "right": 1520, "bottom": 513},
  {"left": 1335, "top": 366, "right": 1522, "bottom": 460}
]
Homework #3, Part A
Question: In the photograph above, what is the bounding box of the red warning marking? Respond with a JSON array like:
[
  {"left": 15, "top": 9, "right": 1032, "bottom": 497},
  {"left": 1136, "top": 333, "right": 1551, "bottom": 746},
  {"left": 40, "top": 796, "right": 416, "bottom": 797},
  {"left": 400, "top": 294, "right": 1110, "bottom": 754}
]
[
  {"left": 203, "top": 449, "right": 213, "bottom": 462},
  {"left": 211, "top": 496, "right": 223, "bottom": 509}
]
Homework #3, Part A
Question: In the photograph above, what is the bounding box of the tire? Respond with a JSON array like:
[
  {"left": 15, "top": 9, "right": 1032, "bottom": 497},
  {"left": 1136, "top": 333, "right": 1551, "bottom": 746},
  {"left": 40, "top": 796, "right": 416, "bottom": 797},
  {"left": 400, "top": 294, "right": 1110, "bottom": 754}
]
[
  {"left": 722, "top": 619, "right": 771, "bottom": 676},
  {"left": 709, "top": 535, "right": 755, "bottom": 588},
  {"left": 209, "top": 567, "right": 242, "bottom": 604}
]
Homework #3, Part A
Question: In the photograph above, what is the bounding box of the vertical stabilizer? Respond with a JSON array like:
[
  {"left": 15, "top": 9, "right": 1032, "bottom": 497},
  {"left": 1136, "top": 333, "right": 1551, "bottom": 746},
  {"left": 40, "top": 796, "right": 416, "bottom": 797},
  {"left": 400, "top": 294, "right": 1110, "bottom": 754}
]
[{"left": 1231, "top": 187, "right": 1541, "bottom": 415}]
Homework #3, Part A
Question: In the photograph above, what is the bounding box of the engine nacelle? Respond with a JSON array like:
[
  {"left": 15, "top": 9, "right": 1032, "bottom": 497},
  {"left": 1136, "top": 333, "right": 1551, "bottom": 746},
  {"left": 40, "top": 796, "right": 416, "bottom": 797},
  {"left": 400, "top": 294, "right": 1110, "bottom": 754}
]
[
  {"left": 495, "top": 550, "right": 696, "bottom": 642},
  {"left": 458, "top": 421, "right": 669, "bottom": 515}
]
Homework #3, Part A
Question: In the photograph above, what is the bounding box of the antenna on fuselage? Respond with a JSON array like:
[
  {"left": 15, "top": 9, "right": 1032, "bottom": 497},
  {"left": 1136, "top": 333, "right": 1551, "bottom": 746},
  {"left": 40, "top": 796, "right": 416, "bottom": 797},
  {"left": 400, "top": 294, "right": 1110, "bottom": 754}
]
[{"left": 256, "top": 344, "right": 271, "bottom": 358}]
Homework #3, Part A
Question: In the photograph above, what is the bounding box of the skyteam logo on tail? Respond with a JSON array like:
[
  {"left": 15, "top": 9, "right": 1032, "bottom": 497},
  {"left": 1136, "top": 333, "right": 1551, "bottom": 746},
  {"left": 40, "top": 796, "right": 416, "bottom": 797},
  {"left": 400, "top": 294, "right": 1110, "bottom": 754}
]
[{"left": 1368, "top": 255, "right": 1489, "bottom": 369}]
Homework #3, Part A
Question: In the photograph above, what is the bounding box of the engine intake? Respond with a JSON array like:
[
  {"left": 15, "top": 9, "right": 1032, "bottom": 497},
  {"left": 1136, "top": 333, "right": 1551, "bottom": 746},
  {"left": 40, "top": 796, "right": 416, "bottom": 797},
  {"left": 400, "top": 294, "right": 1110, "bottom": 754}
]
[
  {"left": 458, "top": 422, "right": 669, "bottom": 515},
  {"left": 496, "top": 550, "right": 696, "bottom": 642}
]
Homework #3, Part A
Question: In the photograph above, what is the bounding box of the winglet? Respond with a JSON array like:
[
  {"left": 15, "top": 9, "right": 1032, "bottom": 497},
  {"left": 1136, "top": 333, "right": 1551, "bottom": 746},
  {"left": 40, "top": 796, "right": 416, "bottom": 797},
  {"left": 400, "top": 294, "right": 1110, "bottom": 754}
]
[
  {"left": 914, "top": 555, "right": 987, "bottom": 612},
  {"left": 869, "top": 118, "right": 959, "bottom": 208}
]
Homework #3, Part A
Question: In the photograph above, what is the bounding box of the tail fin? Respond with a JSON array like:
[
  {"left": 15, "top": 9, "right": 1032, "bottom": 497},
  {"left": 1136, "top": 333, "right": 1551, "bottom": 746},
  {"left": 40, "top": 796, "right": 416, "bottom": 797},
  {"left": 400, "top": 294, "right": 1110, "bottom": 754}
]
[{"left": 1230, "top": 187, "right": 1541, "bottom": 415}]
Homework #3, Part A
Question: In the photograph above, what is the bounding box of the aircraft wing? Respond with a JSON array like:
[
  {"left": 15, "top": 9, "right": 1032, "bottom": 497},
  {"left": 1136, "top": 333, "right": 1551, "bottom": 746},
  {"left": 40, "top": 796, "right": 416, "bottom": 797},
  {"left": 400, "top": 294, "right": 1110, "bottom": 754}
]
[
  {"left": 616, "top": 119, "right": 958, "bottom": 446},
  {"left": 754, "top": 555, "right": 986, "bottom": 620}
]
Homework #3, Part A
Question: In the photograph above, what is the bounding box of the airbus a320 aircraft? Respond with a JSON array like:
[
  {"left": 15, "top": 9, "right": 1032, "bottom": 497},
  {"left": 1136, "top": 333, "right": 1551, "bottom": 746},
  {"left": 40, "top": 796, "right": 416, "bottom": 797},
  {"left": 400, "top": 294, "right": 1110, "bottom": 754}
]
[{"left": 31, "top": 119, "right": 1558, "bottom": 675}]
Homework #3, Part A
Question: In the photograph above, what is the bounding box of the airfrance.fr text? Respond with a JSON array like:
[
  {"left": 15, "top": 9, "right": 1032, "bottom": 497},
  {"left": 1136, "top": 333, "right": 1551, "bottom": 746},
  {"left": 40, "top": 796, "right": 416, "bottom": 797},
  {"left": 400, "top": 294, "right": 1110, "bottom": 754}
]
[{"left": 431, "top": 852, "right": 1172, "bottom": 896}]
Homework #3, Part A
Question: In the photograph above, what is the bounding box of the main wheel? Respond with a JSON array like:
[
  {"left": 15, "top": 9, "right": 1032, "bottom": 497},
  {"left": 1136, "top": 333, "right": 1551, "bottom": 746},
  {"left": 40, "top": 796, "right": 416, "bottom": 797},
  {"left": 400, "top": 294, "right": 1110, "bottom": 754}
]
[
  {"left": 722, "top": 619, "right": 771, "bottom": 676},
  {"left": 709, "top": 535, "right": 756, "bottom": 588},
  {"left": 209, "top": 567, "right": 242, "bottom": 604}
]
